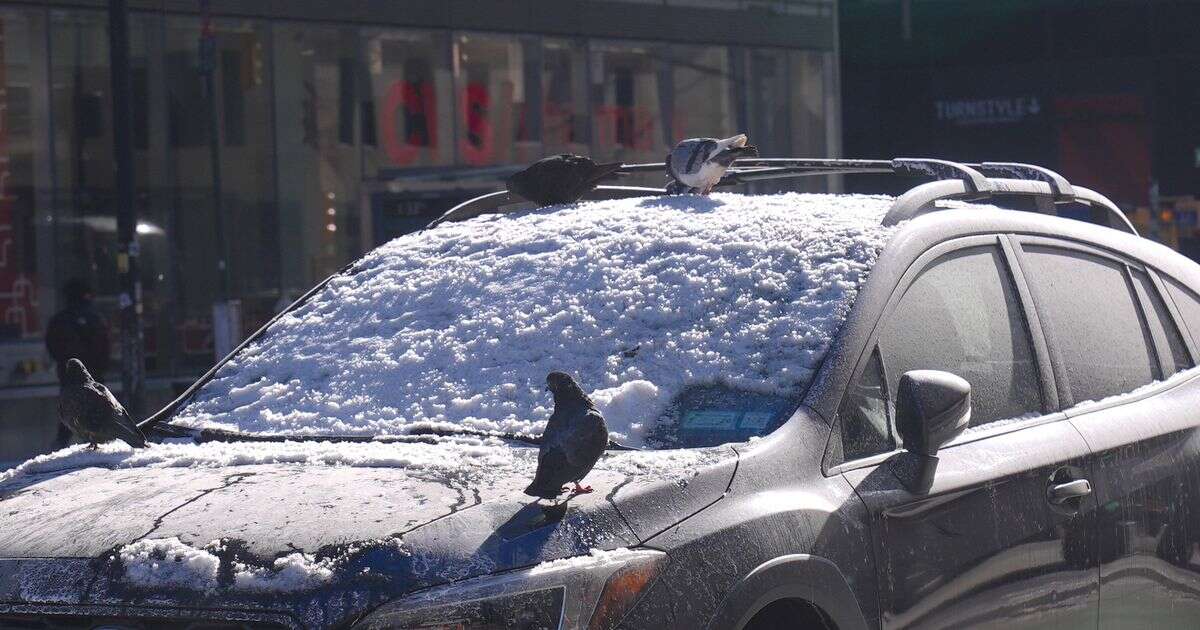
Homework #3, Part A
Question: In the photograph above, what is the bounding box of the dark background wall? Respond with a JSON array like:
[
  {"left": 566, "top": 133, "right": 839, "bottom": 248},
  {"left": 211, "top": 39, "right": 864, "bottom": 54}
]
[{"left": 840, "top": 0, "right": 1200, "bottom": 206}]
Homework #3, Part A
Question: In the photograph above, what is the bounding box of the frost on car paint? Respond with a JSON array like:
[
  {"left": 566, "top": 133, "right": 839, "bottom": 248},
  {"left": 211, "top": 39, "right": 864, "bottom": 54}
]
[{"left": 170, "top": 192, "right": 900, "bottom": 446}]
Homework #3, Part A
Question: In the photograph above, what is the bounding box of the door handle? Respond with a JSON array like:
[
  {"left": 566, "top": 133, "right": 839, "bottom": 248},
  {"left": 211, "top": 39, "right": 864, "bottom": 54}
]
[{"left": 1048, "top": 479, "right": 1092, "bottom": 505}]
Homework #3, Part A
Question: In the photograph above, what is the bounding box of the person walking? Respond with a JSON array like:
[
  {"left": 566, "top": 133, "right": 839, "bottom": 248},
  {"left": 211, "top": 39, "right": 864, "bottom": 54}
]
[{"left": 45, "top": 279, "right": 112, "bottom": 448}]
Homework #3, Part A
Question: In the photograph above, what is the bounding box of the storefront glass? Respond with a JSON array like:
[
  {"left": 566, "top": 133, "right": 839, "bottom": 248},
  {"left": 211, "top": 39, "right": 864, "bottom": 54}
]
[
  {"left": 362, "top": 28, "right": 452, "bottom": 175},
  {"left": 0, "top": 7, "right": 48, "bottom": 385},
  {"left": 273, "top": 22, "right": 365, "bottom": 291},
  {"left": 453, "top": 32, "right": 530, "bottom": 166},
  {"left": 541, "top": 38, "right": 589, "bottom": 156},
  {"left": 589, "top": 40, "right": 668, "bottom": 166}
]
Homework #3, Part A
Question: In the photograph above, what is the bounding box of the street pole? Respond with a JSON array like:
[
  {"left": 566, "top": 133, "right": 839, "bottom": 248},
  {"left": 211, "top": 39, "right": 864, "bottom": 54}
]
[
  {"left": 107, "top": 0, "right": 144, "bottom": 415},
  {"left": 199, "top": 0, "right": 239, "bottom": 361}
]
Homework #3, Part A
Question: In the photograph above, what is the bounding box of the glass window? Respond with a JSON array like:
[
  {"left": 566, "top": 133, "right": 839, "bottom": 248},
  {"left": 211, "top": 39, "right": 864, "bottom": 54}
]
[
  {"left": 273, "top": 23, "right": 365, "bottom": 289},
  {"left": 879, "top": 246, "right": 1042, "bottom": 427},
  {"left": 0, "top": 8, "right": 51, "bottom": 382},
  {"left": 161, "top": 16, "right": 278, "bottom": 371},
  {"left": 1022, "top": 246, "right": 1158, "bottom": 404},
  {"left": 589, "top": 41, "right": 667, "bottom": 166},
  {"left": 454, "top": 33, "right": 529, "bottom": 166},
  {"left": 362, "top": 28, "right": 452, "bottom": 173},
  {"left": 541, "top": 38, "right": 588, "bottom": 156},
  {"left": 1165, "top": 277, "right": 1200, "bottom": 357},
  {"left": 1131, "top": 270, "right": 1192, "bottom": 377},
  {"left": 840, "top": 348, "right": 893, "bottom": 459},
  {"left": 665, "top": 45, "right": 734, "bottom": 142}
]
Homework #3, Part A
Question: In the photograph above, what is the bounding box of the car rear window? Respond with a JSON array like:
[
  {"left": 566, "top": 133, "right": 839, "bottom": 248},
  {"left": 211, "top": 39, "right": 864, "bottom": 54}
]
[
  {"left": 1164, "top": 276, "right": 1200, "bottom": 355},
  {"left": 1022, "top": 245, "right": 1158, "bottom": 405},
  {"left": 1131, "top": 270, "right": 1192, "bottom": 377}
]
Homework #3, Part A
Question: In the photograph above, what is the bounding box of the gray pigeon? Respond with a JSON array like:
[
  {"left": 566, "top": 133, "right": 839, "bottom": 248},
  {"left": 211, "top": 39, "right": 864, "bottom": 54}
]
[
  {"left": 506, "top": 154, "right": 623, "bottom": 207},
  {"left": 524, "top": 372, "right": 609, "bottom": 500},
  {"left": 665, "top": 134, "right": 758, "bottom": 195},
  {"left": 58, "top": 358, "right": 146, "bottom": 449}
]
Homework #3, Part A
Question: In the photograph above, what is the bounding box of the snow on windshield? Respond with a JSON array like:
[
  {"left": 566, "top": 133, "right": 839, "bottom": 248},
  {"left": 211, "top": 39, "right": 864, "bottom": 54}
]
[{"left": 171, "top": 192, "right": 899, "bottom": 446}]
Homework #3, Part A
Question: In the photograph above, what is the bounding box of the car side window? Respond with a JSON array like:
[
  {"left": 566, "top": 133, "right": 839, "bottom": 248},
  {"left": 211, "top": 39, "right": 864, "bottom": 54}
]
[
  {"left": 839, "top": 347, "right": 892, "bottom": 459},
  {"left": 1131, "top": 270, "right": 1192, "bottom": 377},
  {"left": 1164, "top": 276, "right": 1200, "bottom": 354},
  {"left": 1022, "top": 246, "right": 1159, "bottom": 404},
  {"left": 876, "top": 246, "right": 1042, "bottom": 429}
]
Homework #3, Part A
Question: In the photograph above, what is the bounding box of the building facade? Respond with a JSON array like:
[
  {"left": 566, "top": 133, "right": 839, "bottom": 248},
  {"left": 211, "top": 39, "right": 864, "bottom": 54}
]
[
  {"left": 841, "top": 1, "right": 1200, "bottom": 215},
  {"left": 0, "top": 0, "right": 840, "bottom": 459}
]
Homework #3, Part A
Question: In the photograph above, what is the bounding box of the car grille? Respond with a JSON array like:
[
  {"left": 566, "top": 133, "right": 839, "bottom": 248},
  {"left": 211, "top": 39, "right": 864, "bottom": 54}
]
[{"left": 0, "top": 613, "right": 293, "bottom": 630}]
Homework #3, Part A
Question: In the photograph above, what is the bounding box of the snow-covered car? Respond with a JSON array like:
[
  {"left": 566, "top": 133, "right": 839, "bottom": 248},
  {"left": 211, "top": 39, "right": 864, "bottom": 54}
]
[{"left": 4, "top": 159, "right": 1200, "bottom": 629}]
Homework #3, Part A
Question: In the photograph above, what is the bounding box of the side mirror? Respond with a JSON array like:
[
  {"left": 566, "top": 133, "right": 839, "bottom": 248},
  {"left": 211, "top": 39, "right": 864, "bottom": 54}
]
[{"left": 890, "top": 370, "right": 971, "bottom": 493}]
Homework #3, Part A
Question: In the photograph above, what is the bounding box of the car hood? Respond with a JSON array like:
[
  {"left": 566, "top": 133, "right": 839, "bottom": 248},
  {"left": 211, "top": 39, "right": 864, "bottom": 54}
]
[{"left": 0, "top": 442, "right": 736, "bottom": 628}]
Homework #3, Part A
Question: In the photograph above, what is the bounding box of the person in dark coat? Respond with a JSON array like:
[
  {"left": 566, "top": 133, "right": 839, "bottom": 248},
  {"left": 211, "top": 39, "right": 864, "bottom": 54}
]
[{"left": 45, "top": 279, "right": 111, "bottom": 447}]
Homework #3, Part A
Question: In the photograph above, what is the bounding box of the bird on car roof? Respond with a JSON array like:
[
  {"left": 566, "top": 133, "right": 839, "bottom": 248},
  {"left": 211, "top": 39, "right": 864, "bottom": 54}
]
[
  {"left": 58, "top": 358, "right": 147, "bottom": 450},
  {"left": 506, "top": 154, "right": 624, "bottom": 207},
  {"left": 666, "top": 134, "right": 758, "bottom": 195},
  {"left": 524, "top": 371, "right": 609, "bottom": 502}
]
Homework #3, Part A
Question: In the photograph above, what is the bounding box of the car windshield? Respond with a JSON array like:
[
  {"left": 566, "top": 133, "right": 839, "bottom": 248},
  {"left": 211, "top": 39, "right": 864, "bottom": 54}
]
[{"left": 169, "top": 192, "right": 898, "bottom": 449}]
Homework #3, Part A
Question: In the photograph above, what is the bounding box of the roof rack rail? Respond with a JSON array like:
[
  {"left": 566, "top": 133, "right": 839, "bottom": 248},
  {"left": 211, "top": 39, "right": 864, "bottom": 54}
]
[{"left": 424, "top": 156, "right": 1137, "bottom": 236}]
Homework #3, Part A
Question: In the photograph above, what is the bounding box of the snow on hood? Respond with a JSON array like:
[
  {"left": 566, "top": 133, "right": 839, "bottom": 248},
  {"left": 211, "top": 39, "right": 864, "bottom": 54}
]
[{"left": 171, "top": 193, "right": 898, "bottom": 446}]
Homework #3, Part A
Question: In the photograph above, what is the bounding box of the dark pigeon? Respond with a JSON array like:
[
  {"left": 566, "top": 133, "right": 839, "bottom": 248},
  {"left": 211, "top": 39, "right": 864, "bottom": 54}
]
[
  {"left": 58, "top": 358, "right": 147, "bottom": 449},
  {"left": 506, "top": 154, "right": 623, "bottom": 207},
  {"left": 524, "top": 372, "right": 609, "bottom": 501}
]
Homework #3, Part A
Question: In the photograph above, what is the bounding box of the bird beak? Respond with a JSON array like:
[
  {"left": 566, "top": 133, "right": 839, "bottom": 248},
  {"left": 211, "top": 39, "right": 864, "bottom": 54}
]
[{"left": 718, "top": 134, "right": 748, "bottom": 150}]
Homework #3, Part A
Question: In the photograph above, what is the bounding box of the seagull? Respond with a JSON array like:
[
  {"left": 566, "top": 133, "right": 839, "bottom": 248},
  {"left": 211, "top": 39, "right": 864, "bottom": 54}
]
[
  {"left": 665, "top": 134, "right": 758, "bottom": 195},
  {"left": 506, "top": 154, "right": 623, "bottom": 207},
  {"left": 524, "top": 372, "right": 609, "bottom": 501},
  {"left": 57, "top": 358, "right": 147, "bottom": 450}
]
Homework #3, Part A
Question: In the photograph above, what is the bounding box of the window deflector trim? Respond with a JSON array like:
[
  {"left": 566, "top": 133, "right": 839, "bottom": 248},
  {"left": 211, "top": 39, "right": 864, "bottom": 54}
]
[
  {"left": 1128, "top": 267, "right": 1174, "bottom": 380},
  {"left": 999, "top": 234, "right": 1058, "bottom": 413},
  {"left": 826, "top": 233, "right": 1051, "bottom": 474}
]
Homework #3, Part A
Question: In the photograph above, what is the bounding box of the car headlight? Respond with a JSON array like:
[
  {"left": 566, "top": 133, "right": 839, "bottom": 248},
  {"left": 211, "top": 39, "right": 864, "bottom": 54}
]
[{"left": 353, "top": 548, "right": 666, "bottom": 630}]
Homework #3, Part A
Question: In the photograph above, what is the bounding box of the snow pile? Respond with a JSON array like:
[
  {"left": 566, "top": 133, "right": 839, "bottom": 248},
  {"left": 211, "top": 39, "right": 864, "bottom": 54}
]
[
  {"left": 115, "top": 536, "right": 408, "bottom": 593},
  {"left": 119, "top": 537, "right": 221, "bottom": 591},
  {"left": 529, "top": 547, "right": 644, "bottom": 574},
  {"left": 172, "top": 193, "right": 898, "bottom": 446}
]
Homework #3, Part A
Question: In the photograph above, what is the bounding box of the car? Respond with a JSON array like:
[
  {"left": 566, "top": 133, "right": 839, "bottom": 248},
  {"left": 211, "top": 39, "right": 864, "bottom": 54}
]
[{"left": 2, "top": 157, "right": 1200, "bottom": 629}]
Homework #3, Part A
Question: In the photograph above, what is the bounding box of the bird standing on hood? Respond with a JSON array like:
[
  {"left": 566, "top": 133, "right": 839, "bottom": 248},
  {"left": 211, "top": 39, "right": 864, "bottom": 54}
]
[
  {"left": 665, "top": 134, "right": 758, "bottom": 195},
  {"left": 524, "top": 372, "right": 609, "bottom": 501},
  {"left": 506, "top": 154, "right": 623, "bottom": 207},
  {"left": 58, "top": 358, "right": 147, "bottom": 449}
]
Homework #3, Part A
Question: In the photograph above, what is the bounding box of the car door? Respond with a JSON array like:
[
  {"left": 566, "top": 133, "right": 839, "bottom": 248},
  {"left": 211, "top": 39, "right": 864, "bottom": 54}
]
[
  {"left": 835, "top": 235, "right": 1101, "bottom": 629},
  {"left": 1014, "top": 237, "right": 1200, "bottom": 627}
]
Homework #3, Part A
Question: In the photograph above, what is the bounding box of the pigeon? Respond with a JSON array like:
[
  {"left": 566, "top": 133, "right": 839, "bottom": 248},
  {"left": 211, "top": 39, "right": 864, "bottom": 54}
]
[
  {"left": 506, "top": 154, "right": 623, "bottom": 207},
  {"left": 57, "top": 358, "right": 147, "bottom": 449},
  {"left": 665, "top": 134, "right": 758, "bottom": 195},
  {"left": 524, "top": 372, "right": 609, "bottom": 501}
]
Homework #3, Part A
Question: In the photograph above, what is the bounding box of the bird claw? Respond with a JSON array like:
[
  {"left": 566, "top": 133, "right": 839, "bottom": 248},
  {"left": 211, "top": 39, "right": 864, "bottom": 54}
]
[{"left": 570, "top": 483, "right": 594, "bottom": 496}]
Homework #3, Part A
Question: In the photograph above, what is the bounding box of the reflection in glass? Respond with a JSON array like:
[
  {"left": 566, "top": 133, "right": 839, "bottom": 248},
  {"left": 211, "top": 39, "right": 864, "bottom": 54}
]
[
  {"left": 161, "top": 16, "right": 277, "bottom": 370},
  {"left": 274, "top": 23, "right": 364, "bottom": 289},
  {"left": 589, "top": 41, "right": 667, "bottom": 166},
  {"left": 454, "top": 33, "right": 530, "bottom": 166},
  {"left": 362, "top": 28, "right": 452, "bottom": 173},
  {"left": 541, "top": 38, "right": 588, "bottom": 156}
]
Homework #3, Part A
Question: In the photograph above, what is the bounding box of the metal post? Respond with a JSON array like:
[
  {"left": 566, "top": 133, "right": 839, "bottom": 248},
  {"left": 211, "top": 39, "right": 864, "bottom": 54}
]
[
  {"left": 199, "top": 0, "right": 240, "bottom": 361},
  {"left": 199, "top": 0, "right": 229, "bottom": 302},
  {"left": 107, "top": 0, "right": 144, "bottom": 415}
]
